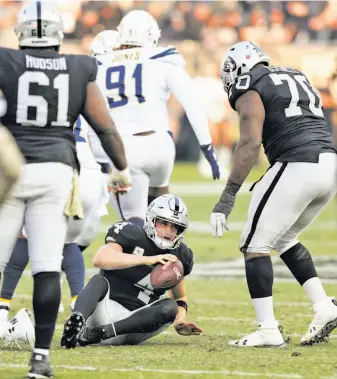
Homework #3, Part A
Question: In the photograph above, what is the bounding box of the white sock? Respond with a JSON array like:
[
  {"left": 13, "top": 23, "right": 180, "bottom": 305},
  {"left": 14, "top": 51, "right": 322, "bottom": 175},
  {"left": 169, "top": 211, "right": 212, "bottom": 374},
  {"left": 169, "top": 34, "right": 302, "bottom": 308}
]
[
  {"left": 34, "top": 348, "right": 49, "bottom": 356},
  {"left": 252, "top": 296, "right": 276, "bottom": 323},
  {"left": 302, "top": 277, "right": 328, "bottom": 305}
]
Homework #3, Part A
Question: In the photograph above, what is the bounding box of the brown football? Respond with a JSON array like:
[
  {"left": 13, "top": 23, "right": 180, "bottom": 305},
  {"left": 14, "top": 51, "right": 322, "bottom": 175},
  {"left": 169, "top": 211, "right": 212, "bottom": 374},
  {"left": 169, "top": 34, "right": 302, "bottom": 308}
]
[{"left": 150, "top": 260, "right": 184, "bottom": 290}]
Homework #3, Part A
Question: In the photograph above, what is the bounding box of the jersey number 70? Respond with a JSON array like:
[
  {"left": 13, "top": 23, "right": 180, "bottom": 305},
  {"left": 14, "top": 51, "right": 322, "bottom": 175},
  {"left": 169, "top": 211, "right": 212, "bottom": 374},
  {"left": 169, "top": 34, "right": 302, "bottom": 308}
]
[{"left": 269, "top": 73, "right": 323, "bottom": 118}]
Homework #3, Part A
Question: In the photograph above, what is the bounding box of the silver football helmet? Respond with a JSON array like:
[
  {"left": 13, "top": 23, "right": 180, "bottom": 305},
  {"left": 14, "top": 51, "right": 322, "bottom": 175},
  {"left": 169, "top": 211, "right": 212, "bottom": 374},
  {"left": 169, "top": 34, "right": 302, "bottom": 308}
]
[
  {"left": 117, "top": 10, "right": 161, "bottom": 48},
  {"left": 220, "top": 41, "right": 271, "bottom": 93},
  {"left": 145, "top": 195, "right": 188, "bottom": 250},
  {"left": 90, "top": 30, "right": 119, "bottom": 57},
  {"left": 15, "top": 1, "right": 64, "bottom": 48}
]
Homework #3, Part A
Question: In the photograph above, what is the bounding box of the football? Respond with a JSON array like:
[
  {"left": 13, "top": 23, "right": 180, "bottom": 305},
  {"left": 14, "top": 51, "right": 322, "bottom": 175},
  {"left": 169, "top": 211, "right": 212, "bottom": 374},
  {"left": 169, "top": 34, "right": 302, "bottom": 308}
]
[{"left": 150, "top": 260, "right": 184, "bottom": 290}]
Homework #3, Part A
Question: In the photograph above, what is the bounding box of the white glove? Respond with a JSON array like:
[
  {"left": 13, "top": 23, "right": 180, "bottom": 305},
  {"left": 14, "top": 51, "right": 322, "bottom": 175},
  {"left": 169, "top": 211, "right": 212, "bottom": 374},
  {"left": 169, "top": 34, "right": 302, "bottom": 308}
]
[
  {"left": 109, "top": 167, "right": 132, "bottom": 194},
  {"left": 210, "top": 212, "right": 229, "bottom": 237}
]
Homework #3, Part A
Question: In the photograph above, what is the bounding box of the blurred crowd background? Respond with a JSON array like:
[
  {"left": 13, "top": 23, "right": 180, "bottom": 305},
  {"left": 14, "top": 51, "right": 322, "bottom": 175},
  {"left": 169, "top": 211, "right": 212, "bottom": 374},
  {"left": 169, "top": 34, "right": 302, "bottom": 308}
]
[{"left": 1, "top": 0, "right": 337, "bottom": 177}]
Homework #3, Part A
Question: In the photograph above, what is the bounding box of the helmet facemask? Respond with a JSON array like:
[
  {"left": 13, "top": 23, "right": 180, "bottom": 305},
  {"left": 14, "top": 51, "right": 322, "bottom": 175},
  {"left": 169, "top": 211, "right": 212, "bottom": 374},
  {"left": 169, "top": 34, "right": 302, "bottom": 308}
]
[
  {"left": 220, "top": 41, "right": 271, "bottom": 93},
  {"left": 144, "top": 195, "right": 188, "bottom": 250}
]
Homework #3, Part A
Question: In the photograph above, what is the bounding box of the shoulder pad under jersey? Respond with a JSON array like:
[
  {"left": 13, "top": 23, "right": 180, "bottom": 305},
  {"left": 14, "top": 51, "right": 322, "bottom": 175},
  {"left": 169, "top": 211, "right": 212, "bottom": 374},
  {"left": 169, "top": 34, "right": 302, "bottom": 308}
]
[
  {"left": 148, "top": 46, "right": 185, "bottom": 67},
  {"left": 229, "top": 66, "right": 270, "bottom": 110}
]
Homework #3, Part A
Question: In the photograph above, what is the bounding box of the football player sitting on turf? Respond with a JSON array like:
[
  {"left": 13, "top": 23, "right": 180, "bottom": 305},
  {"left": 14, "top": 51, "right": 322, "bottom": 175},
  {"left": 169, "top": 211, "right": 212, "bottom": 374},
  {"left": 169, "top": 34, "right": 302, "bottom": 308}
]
[{"left": 61, "top": 195, "right": 203, "bottom": 348}]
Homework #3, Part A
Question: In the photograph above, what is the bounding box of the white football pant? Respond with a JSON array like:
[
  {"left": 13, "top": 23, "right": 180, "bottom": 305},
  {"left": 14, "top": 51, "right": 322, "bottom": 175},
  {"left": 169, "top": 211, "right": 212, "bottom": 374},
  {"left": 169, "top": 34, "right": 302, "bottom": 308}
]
[{"left": 0, "top": 163, "right": 73, "bottom": 275}]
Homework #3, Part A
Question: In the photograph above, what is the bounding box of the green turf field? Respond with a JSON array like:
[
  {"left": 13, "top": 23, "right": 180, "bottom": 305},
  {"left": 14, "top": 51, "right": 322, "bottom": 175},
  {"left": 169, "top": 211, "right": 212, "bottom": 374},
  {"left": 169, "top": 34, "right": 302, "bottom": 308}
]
[{"left": 1, "top": 163, "right": 337, "bottom": 379}]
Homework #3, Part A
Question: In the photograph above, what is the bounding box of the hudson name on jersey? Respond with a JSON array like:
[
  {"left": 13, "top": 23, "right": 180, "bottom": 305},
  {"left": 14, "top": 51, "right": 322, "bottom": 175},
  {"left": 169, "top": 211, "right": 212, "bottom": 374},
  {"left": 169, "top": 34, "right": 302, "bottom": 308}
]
[
  {"left": 0, "top": 47, "right": 97, "bottom": 168},
  {"left": 229, "top": 65, "right": 336, "bottom": 164},
  {"left": 102, "top": 221, "right": 194, "bottom": 311}
]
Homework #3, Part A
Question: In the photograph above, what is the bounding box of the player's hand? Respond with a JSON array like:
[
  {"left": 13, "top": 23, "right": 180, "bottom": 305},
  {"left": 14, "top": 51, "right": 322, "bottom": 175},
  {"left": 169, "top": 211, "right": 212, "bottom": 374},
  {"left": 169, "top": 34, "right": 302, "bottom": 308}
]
[
  {"left": 109, "top": 167, "right": 132, "bottom": 194},
  {"left": 210, "top": 212, "right": 229, "bottom": 237},
  {"left": 200, "top": 144, "right": 220, "bottom": 180},
  {"left": 174, "top": 321, "right": 204, "bottom": 336},
  {"left": 145, "top": 254, "right": 178, "bottom": 266}
]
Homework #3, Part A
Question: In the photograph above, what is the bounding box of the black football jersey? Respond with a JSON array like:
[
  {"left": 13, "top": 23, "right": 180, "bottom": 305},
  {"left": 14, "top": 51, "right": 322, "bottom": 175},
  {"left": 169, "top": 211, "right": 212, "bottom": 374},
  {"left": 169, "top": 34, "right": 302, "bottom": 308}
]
[
  {"left": 229, "top": 66, "right": 336, "bottom": 164},
  {"left": 101, "top": 221, "right": 194, "bottom": 311},
  {"left": 0, "top": 47, "right": 97, "bottom": 168}
]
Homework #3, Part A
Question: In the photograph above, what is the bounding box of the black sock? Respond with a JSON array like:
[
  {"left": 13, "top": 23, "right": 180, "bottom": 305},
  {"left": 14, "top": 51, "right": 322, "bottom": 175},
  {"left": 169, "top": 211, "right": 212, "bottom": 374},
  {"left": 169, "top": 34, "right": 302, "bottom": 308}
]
[
  {"left": 74, "top": 274, "right": 109, "bottom": 319},
  {"left": 1, "top": 238, "right": 29, "bottom": 300},
  {"left": 280, "top": 243, "right": 317, "bottom": 285},
  {"left": 33, "top": 271, "right": 61, "bottom": 350},
  {"left": 77, "top": 244, "right": 89, "bottom": 253},
  {"left": 245, "top": 256, "right": 273, "bottom": 298},
  {"left": 100, "top": 298, "right": 178, "bottom": 339},
  {"left": 62, "top": 243, "right": 85, "bottom": 298}
]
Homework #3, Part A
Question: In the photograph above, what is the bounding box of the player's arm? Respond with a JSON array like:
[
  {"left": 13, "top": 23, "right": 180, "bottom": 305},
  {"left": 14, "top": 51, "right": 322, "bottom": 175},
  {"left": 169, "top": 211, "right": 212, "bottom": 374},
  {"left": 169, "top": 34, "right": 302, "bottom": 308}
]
[
  {"left": 169, "top": 280, "right": 204, "bottom": 336},
  {"left": 83, "top": 81, "right": 131, "bottom": 191},
  {"left": 227, "top": 90, "right": 264, "bottom": 185},
  {"left": 167, "top": 66, "right": 220, "bottom": 180},
  {"left": 83, "top": 81, "right": 126, "bottom": 171},
  {"left": 211, "top": 90, "right": 264, "bottom": 236},
  {"left": 92, "top": 242, "right": 178, "bottom": 270}
]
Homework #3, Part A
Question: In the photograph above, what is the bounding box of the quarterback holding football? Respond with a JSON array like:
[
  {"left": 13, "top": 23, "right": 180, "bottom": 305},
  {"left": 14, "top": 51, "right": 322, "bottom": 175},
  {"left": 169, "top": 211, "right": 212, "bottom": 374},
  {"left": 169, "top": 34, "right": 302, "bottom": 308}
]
[{"left": 61, "top": 194, "right": 203, "bottom": 348}]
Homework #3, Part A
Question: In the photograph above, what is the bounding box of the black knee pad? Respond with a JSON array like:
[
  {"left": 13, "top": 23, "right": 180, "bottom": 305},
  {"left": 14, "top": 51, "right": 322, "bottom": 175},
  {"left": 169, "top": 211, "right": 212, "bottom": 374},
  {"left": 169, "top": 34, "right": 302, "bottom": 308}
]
[
  {"left": 88, "top": 274, "right": 109, "bottom": 301},
  {"left": 245, "top": 255, "right": 273, "bottom": 298},
  {"left": 280, "top": 243, "right": 317, "bottom": 285},
  {"left": 155, "top": 298, "right": 178, "bottom": 323}
]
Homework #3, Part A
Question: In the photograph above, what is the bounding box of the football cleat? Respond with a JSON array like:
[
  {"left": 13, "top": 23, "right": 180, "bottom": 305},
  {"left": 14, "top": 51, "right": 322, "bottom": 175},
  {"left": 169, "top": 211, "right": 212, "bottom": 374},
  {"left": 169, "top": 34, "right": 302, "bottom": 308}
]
[
  {"left": 4, "top": 308, "right": 35, "bottom": 349},
  {"left": 28, "top": 352, "right": 53, "bottom": 378},
  {"left": 61, "top": 312, "right": 85, "bottom": 349},
  {"left": 301, "top": 297, "right": 337, "bottom": 346},
  {"left": 78, "top": 325, "right": 105, "bottom": 347},
  {"left": 229, "top": 321, "right": 287, "bottom": 348}
]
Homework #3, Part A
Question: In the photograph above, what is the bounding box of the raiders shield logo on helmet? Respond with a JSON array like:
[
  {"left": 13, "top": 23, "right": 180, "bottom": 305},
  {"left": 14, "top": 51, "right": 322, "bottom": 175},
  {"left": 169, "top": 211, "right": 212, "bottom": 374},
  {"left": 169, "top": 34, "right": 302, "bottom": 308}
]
[{"left": 223, "top": 56, "right": 237, "bottom": 73}]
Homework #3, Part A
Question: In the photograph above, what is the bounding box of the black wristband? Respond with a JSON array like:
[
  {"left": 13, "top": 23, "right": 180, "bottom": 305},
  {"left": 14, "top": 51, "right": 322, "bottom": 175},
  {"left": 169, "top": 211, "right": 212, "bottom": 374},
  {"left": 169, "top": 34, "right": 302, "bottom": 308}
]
[
  {"left": 176, "top": 300, "right": 188, "bottom": 313},
  {"left": 225, "top": 179, "right": 242, "bottom": 196}
]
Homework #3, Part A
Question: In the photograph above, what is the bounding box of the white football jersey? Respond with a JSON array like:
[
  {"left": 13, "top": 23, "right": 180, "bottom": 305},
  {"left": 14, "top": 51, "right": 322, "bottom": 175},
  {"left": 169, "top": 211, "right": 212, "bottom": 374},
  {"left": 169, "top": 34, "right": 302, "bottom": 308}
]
[
  {"left": 96, "top": 46, "right": 211, "bottom": 144},
  {"left": 74, "top": 116, "right": 100, "bottom": 169}
]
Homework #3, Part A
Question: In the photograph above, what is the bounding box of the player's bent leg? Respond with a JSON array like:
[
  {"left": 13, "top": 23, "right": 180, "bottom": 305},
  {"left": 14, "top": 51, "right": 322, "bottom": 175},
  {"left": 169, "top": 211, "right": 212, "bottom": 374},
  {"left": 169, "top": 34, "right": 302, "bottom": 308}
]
[
  {"left": 0, "top": 195, "right": 25, "bottom": 302},
  {"left": 102, "top": 323, "right": 171, "bottom": 346},
  {"left": 229, "top": 251, "right": 287, "bottom": 348},
  {"left": 80, "top": 298, "right": 178, "bottom": 346},
  {"left": 274, "top": 188, "right": 337, "bottom": 345},
  {"left": 278, "top": 242, "right": 337, "bottom": 345},
  {"left": 62, "top": 243, "right": 85, "bottom": 308},
  {"left": 61, "top": 274, "right": 109, "bottom": 349},
  {"left": 0, "top": 237, "right": 29, "bottom": 330},
  {"left": 25, "top": 163, "right": 73, "bottom": 362},
  {"left": 0, "top": 126, "right": 24, "bottom": 205}
]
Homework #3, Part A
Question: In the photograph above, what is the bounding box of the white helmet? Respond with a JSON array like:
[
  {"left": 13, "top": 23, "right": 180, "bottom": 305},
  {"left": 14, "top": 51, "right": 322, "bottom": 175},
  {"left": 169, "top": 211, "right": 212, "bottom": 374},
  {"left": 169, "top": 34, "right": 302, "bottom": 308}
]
[
  {"left": 117, "top": 10, "right": 161, "bottom": 48},
  {"left": 90, "top": 30, "right": 119, "bottom": 57},
  {"left": 221, "top": 41, "right": 271, "bottom": 93},
  {"left": 145, "top": 195, "right": 188, "bottom": 250},
  {"left": 15, "top": 0, "right": 64, "bottom": 48}
]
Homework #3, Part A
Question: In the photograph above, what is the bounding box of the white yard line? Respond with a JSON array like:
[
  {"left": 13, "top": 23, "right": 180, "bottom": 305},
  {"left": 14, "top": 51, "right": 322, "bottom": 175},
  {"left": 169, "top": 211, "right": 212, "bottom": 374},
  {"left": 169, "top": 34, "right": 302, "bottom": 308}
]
[
  {"left": 100, "top": 220, "right": 337, "bottom": 234},
  {"left": 197, "top": 317, "right": 255, "bottom": 323},
  {"left": 170, "top": 182, "right": 253, "bottom": 196},
  {"left": 0, "top": 363, "right": 306, "bottom": 378},
  {"left": 195, "top": 300, "right": 311, "bottom": 307}
]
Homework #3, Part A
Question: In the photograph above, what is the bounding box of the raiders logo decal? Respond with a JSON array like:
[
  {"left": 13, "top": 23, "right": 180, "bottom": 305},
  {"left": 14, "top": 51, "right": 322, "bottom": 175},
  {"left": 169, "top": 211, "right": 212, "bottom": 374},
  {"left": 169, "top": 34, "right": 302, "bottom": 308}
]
[{"left": 223, "top": 56, "right": 237, "bottom": 73}]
